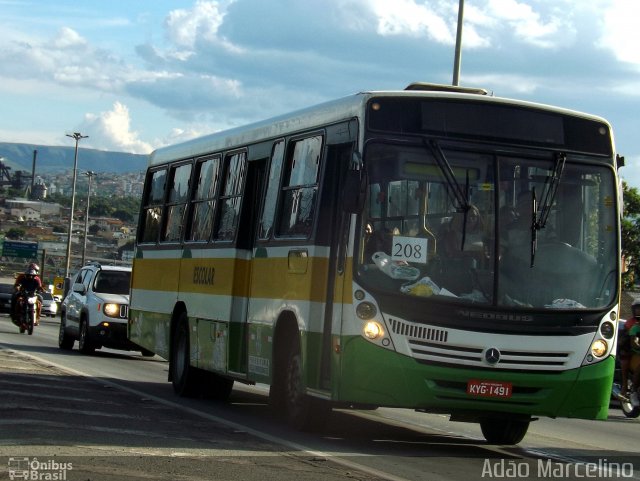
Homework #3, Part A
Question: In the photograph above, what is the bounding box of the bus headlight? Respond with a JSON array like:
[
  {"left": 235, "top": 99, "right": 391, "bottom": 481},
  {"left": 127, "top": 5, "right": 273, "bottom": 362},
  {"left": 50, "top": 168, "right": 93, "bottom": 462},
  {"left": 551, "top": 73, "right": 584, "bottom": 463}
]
[
  {"left": 356, "top": 301, "right": 377, "bottom": 320},
  {"left": 599, "top": 321, "right": 615, "bottom": 339},
  {"left": 591, "top": 339, "right": 608, "bottom": 358},
  {"left": 363, "top": 321, "right": 384, "bottom": 340}
]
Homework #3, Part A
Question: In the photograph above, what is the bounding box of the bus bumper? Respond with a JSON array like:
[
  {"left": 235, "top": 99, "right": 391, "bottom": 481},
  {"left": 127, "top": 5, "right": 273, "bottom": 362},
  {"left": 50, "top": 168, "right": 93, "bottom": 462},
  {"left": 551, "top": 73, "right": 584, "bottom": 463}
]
[{"left": 337, "top": 336, "right": 614, "bottom": 420}]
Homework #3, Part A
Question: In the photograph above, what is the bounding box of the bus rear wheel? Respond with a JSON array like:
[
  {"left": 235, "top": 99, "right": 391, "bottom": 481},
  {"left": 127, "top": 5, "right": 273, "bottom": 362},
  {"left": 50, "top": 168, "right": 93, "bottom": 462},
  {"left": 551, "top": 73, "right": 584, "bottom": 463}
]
[
  {"left": 171, "top": 313, "right": 199, "bottom": 397},
  {"left": 480, "top": 416, "right": 530, "bottom": 445}
]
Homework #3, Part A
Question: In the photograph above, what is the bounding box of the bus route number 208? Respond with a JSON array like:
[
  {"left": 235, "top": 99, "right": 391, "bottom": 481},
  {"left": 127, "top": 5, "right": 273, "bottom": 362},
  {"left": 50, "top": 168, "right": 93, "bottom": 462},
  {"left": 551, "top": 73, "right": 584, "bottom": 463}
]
[{"left": 392, "top": 236, "right": 428, "bottom": 264}]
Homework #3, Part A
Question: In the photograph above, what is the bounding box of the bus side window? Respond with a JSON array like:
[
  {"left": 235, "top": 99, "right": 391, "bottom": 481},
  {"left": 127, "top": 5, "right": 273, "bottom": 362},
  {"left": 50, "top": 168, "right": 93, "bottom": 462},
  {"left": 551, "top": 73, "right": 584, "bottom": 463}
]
[
  {"left": 277, "top": 135, "right": 323, "bottom": 237},
  {"left": 187, "top": 156, "right": 220, "bottom": 242},
  {"left": 162, "top": 163, "right": 192, "bottom": 243},
  {"left": 258, "top": 140, "right": 285, "bottom": 240},
  {"left": 214, "top": 152, "right": 247, "bottom": 241},
  {"left": 140, "top": 168, "right": 167, "bottom": 244}
]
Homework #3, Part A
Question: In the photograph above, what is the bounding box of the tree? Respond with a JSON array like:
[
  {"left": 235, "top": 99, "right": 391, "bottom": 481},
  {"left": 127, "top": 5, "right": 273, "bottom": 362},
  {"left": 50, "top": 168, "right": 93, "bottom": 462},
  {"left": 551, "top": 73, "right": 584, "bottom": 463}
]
[
  {"left": 622, "top": 182, "right": 640, "bottom": 289},
  {"left": 88, "top": 224, "right": 102, "bottom": 235},
  {"left": 5, "top": 227, "right": 26, "bottom": 239},
  {"left": 112, "top": 209, "right": 133, "bottom": 222}
]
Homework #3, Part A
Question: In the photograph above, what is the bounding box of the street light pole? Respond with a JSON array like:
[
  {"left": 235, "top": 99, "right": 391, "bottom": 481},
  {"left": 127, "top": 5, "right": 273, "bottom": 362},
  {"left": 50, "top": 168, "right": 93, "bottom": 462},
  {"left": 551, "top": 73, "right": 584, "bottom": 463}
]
[
  {"left": 452, "top": 0, "right": 465, "bottom": 86},
  {"left": 64, "top": 132, "right": 88, "bottom": 278},
  {"left": 81, "top": 170, "right": 95, "bottom": 266}
]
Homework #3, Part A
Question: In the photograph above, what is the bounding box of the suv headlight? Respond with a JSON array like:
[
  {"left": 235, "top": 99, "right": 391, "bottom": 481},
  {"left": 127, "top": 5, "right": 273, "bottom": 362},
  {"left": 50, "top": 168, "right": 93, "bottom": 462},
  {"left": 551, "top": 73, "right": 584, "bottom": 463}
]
[{"left": 103, "top": 303, "right": 121, "bottom": 318}]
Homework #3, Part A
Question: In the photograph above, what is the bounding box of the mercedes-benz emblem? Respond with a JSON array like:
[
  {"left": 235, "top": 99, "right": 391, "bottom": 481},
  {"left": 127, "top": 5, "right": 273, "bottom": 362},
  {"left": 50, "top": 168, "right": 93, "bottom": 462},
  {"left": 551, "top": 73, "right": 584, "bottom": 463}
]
[{"left": 485, "top": 347, "right": 501, "bottom": 365}]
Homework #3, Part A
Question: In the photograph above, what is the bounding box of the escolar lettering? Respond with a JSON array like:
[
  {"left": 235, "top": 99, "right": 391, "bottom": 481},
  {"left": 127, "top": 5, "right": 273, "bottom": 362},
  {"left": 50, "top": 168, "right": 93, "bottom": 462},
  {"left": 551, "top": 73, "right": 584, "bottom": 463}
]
[{"left": 193, "top": 266, "right": 215, "bottom": 285}]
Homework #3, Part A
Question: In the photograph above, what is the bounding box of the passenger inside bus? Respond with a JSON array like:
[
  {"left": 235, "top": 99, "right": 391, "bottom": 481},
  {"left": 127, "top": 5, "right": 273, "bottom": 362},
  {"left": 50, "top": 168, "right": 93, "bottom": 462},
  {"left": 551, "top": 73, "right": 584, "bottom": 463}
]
[
  {"left": 498, "top": 190, "right": 599, "bottom": 308},
  {"left": 363, "top": 224, "right": 399, "bottom": 261},
  {"left": 439, "top": 205, "right": 486, "bottom": 260},
  {"left": 428, "top": 205, "right": 491, "bottom": 298}
]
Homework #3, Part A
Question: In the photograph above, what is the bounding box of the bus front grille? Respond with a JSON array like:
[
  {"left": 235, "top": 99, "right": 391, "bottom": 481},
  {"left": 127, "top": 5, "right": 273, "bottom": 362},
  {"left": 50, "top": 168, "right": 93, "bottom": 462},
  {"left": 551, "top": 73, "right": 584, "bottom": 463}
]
[
  {"left": 388, "top": 316, "right": 571, "bottom": 371},
  {"left": 389, "top": 318, "right": 448, "bottom": 342},
  {"left": 407, "top": 339, "right": 570, "bottom": 370}
]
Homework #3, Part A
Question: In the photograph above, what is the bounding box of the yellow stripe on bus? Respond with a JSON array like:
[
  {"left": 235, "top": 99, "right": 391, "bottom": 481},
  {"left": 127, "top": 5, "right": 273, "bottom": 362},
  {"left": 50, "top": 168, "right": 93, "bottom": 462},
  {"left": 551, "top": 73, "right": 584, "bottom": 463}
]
[{"left": 132, "top": 255, "right": 336, "bottom": 302}]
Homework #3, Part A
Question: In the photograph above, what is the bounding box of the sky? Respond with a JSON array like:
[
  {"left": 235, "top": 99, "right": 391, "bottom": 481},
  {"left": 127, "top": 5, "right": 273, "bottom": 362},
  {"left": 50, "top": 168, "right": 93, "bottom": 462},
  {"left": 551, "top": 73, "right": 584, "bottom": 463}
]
[{"left": 1, "top": 0, "right": 639, "bottom": 187}]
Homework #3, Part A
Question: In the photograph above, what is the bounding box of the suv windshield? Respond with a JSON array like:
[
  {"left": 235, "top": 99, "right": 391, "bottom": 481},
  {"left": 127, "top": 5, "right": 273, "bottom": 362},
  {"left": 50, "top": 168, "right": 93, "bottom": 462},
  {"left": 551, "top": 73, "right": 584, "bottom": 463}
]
[
  {"left": 93, "top": 271, "right": 131, "bottom": 295},
  {"left": 356, "top": 141, "right": 618, "bottom": 310}
]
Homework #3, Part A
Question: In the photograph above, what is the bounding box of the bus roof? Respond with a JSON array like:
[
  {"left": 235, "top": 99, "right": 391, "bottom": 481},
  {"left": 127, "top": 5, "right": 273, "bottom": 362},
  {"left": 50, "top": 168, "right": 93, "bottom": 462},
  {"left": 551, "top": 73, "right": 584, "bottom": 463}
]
[
  {"left": 148, "top": 84, "right": 611, "bottom": 168},
  {"left": 149, "top": 93, "right": 369, "bottom": 167}
]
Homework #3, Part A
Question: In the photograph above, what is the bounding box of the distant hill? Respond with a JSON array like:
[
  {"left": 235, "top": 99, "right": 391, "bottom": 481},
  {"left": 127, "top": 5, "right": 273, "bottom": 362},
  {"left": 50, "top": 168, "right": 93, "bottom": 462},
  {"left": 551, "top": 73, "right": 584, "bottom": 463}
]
[{"left": 0, "top": 142, "right": 148, "bottom": 174}]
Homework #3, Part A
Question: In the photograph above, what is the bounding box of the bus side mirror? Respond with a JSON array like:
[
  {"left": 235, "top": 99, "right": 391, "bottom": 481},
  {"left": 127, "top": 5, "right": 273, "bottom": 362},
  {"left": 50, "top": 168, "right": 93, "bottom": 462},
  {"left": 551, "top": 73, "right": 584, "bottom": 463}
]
[{"left": 342, "top": 152, "right": 366, "bottom": 214}]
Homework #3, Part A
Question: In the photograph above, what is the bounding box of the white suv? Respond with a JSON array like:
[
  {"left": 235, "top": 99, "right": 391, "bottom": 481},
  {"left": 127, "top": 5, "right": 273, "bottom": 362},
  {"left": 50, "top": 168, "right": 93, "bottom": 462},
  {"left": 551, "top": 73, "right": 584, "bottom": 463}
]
[{"left": 58, "top": 263, "right": 152, "bottom": 356}]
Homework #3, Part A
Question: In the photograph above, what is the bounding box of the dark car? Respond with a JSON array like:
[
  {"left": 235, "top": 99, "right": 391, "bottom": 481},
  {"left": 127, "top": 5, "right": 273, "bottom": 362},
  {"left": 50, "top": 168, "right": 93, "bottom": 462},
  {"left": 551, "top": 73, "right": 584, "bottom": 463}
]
[{"left": 0, "top": 283, "right": 13, "bottom": 313}]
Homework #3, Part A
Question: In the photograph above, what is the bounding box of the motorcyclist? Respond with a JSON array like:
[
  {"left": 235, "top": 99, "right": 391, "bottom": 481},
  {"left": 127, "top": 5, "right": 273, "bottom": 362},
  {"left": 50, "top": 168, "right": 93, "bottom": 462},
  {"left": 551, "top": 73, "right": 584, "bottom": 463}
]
[
  {"left": 619, "top": 300, "right": 640, "bottom": 398},
  {"left": 628, "top": 320, "right": 640, "bottom": 407},
  {"left": 12, "top": 263, "right": 44, "bottom": 326}
]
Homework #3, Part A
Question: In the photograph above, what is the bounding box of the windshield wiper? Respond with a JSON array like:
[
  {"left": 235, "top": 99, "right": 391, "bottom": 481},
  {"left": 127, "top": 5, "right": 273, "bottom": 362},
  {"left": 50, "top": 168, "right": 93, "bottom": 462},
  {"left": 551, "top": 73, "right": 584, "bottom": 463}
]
[
  {"left": 427, "top": 139, "right": 471, "bottom": 250},
  {"left": 529, "top": 152, "right": 566, "bottom": 267}
]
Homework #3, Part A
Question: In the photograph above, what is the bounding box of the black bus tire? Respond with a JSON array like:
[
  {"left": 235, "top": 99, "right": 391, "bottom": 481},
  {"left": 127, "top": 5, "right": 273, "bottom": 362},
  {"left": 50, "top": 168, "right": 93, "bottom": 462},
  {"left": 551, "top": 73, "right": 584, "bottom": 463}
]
[
  {"left": 480, "top": 417, "right": 530, "bottom": 445},
  {"left": 171, "top": 313, "right": 199, "bottom": 397}
]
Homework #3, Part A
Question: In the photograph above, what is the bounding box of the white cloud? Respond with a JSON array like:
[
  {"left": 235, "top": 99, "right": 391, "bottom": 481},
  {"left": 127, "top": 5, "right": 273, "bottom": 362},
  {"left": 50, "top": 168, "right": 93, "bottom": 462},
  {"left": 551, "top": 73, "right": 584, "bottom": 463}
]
[
  {"left": 166, "top": 0, "right": 225, "bottom": 47},
  {"left": 51, "top": 26, "right": 87, "bottom": 49},
  {"left": 81, "top": 102, "right": 153, "bottom": 154},
  {"left": 164, "top": 0, "right": 242, "bottom": 55},
  {"left": 483, "top": 0, "right": 571, "bottom": 48},
  {"left": 371, "top": 0, "right": 454, "bottom": 43},
  {"left": 600, "top": 0, "right": 640, "bottom": 65},
  {"left": 339, "top": 0, "right": 493, "bottom": 47},
  {"left": 0, "top": 26, "right": 137, "bottom": 92}
]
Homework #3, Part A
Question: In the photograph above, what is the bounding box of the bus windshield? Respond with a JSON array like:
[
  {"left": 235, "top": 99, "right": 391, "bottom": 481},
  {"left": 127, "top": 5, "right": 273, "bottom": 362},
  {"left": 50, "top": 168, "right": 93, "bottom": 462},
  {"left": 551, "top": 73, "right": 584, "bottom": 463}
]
[{"left": 356, "top": 141, "right": 618, "bottom": 310}]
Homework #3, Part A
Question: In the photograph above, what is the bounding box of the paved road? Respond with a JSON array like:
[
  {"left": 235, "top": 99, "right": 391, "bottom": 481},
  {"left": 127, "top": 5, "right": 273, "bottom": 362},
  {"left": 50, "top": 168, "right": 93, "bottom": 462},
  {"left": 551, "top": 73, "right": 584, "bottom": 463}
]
[{"left": 0, "top": 343, "right": 387, "bottom": 481}]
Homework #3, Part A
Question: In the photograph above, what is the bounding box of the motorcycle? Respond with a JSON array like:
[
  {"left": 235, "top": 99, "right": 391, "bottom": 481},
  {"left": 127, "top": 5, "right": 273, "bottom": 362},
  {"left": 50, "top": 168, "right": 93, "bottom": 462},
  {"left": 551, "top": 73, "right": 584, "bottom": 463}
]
[
  {"left": 611, "top": 344, "right": 640, "bottom": 418},
  {"left": 15, "top": 289, "right": 38, "bottom": 335},
  {"left": 611, "top": 382, "right": 640, "bottom": 418}
]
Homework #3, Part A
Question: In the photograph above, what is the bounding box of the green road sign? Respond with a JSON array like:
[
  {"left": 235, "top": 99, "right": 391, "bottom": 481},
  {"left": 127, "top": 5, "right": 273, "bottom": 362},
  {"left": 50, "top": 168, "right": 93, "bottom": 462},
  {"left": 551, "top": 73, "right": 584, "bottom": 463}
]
[{"left": 2, "top": 240, "right": 38, "bottom": 259}]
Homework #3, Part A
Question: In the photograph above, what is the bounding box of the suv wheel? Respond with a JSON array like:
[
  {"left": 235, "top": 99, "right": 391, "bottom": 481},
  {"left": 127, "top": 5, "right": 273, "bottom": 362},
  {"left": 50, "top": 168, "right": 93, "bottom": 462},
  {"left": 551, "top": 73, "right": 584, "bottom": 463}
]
[
  {"left": 78, "top": 319, "right": 95, "bottom": 355},
  {"left": 58, "top": 312, "right": 75, "bottom": 350}
]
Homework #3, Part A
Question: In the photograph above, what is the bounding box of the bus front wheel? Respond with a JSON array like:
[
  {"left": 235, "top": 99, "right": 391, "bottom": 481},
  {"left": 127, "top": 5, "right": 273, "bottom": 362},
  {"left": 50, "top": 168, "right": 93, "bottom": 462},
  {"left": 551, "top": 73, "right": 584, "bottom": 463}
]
[
  {"left": 480, "top": 416, "right": 530, "bottom": 445},
  {"left": 284, "top": 347, "right": 310, "bottom": 429},
  {"left": 171, "top": 313, "right": 199, "bottom": 397}
]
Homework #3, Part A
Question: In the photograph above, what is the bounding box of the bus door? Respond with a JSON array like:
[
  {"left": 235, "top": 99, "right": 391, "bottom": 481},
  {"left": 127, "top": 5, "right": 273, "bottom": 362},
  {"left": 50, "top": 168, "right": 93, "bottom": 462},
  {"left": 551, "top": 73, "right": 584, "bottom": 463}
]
[
  {"left": 319, "top": 143, "right": 354, "bottom": 389},
  {"left": 228, "top": 157, "right": 267, "bottom": 376}
]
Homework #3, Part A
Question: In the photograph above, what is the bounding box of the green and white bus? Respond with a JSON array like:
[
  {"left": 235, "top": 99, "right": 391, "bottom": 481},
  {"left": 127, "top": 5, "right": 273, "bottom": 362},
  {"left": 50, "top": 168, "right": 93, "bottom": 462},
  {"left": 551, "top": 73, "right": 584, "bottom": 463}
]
[{"left": 129, "top": 83, "right": 621, "bottom": 444}]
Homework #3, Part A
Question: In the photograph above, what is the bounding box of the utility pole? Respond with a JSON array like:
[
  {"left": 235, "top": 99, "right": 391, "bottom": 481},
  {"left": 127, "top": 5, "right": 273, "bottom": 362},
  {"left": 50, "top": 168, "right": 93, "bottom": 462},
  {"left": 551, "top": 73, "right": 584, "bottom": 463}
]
[
  {"left": 452, "top": 0, "right": 465, "bottom": 86},
  {"left": 64, "top": 132, "right": 88, "bottom": 278},
  {"left": 30, "top": 150, "right": 37, "bottom": 199},
  {"left": 81, "top": 171, "right": 95, "bottom": 266}
]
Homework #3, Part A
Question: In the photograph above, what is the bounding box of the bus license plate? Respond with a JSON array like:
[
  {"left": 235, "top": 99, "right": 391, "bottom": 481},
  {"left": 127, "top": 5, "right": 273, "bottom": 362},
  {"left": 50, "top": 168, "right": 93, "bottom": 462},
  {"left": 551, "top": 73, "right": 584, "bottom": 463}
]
[{"left": 467, "top": 379, "right": 512, "bottom": 398}]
